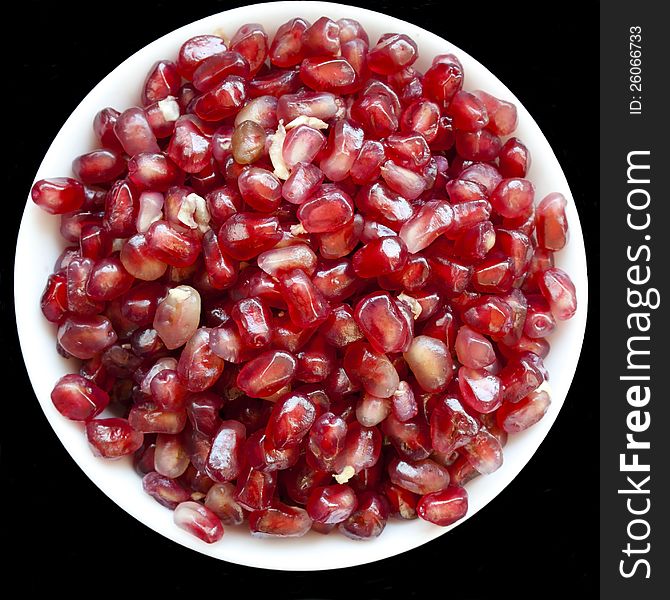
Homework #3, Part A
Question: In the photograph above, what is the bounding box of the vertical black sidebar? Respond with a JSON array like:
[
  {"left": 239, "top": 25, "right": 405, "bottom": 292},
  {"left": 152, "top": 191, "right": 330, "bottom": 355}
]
[{"left": 600, "top": 2, "right": 669, "bottom": 599}]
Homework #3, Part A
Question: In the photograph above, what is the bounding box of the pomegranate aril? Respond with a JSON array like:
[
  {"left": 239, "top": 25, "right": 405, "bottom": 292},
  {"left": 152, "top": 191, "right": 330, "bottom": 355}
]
[
  {"left": 341, "top": 38, "right": 369, "bottom": 80},
  {"left": 498, "top": 137, "right": 531, "bottom": 178},
  {"left": 230, "top": 23, "right": 268, "bottom": 76},
  {"left": 114, "top": 107, "right": 160, "bottom": 156},
  {"left": 423, "top": 55, "right": 464, "bottom": 106},
  {"left": 282, "top": 124, "right": 326, "bottom": 168},
  {"left": 205, "top": 420, "right": 246, "bottom": 483},
  {"left": 235, "top": 95, "right": 279, "bottom": 128},
  {"left": 472, "top": 254, "right": 515, "bottom": 294},
  {"left": 350, "top": 93, "right": 398, "bottom": 139},
  {"left": 231, "top": 296, "right": 273, "bottom": 349},
  {"left": 277, "top": 90, "right": 345, "bottom": 123},
  {"left": 430, "top": 395, "right": 479, "bottom": 455},
  {"left": 177, "top": 328, "right": 225, "bottom": 392},
  {"left": 120, "top": 233, "right": 168, "bottom": 281},
  {"left": 403, "top": 335, "right": 452, "bottom": 393},
  {"left": 206, "top": 185, "right": 241, "bottom": 225},
  {"left": 266, "top": 391, "right": 316, "bottom": 449},
  {"left": 93, "top": 107, "right": 123, "bottom": 151},
  {"left": 31, "top": 178, "right": 85, "bottom": 215},
  {"left": 236, "top": 349, "right": 297, "bottom": 398},
  {"left": 86, "top": 417, "right": 144, "bottom": 458},
  {"left": 270, "top": 17, "right": 309, "bottom": 67},
  {"left": 300, "top": 56, "right": 357, "bottom": 94},
  {"left": 462, "top": 295, "right": 514, "bottom": 338},
  {"left": 380, "top": 160, "right": 426, "bottom": 199},
  {"left": 146, "top": 220, "right": 201, "bottom": 268},
  {"left": 382, "top": 413, "right": 432, "bottom": 461},
  {"left": 205, "top": 483, "right": 245, "bottom": 525},
  {"left": 344, "top": 341, "right": 399, "bottom": 398},
  {"left": 129, "top": 401, "right": 187, "bottom": 434},
  {"left": 154, "top": 433, "right": 190, "bottom": 478},
  {"left": 417, "top": 485, "right": 468, "bottom": 526},
  {"left": 295, "top": 335, "right": 336, "bottom": 382},
  {"left": 497, "top": 389, "right": 551, "bottom": 433},
  {"left": 472, "top": 90, "right": 518, "bottom": 136},
  {"left": 201, "top": 230, "right": 237, "bottom": 290},
  {"left": 249, "top": 502, "right": 312, "bottom": 538},
  {"left": 458, "top": 366, "right": 503, "bottom": 414},
  {"left": 355, "top": 181, "right": 414, "bottom": 230},
  {"left": 307, "top": 484, "right": 357, "bottom": 524},
  {"left": 246, "top": 429, "right": 300, "bottom": 472},
  {"left": 51, "top": 373, "right": 109, "bottom": 421},
  {"left": 41, "top": 272, "right": 68, "bottom": 323},
  {"left": 142, "top": 60, "right": 180, "bottom": 105},
  {"left": 536, "top": 192, "right": 569, "bottom": 251},
  {"left": 454, "top": 129, "right": 502, "bottom": 162},
  {"left": 490, "top": 178, "right": 535, "bottom": 219},
  {"left": 192, "top": 76, "right": 247, "bottom": 122},
  {"left": 153, "top": 284, "right": 201, "bottom": 349},
  {"left": 387, "top": 457, "right": 450, "bottom": 495},
  {"left": 524, "top": 294, "right": 556, "bottom": 338},
  {"left": 391, "top": 380, "right": 418, "bottom": 422},
  {"left": 399, "top": 201, "right": 454, "bottom": 254},
  {"left": 165, "top": 117, "right": 212, "bottom": 174},
  {"left": 174, "top": 501, "right": 224, "bottom": 543},
  {"left": 336, "top": 421, "right": 382, "bottom": 475},
  {"left": 282, "top": 162, "right": 324, "bottom": 204},
  {"left": 65, "top": 256, "right": 102, "bottom": 315},
  {"left": 249, "top": 68, "right": 301, "bottom": 97},
  {"left": 338, "top": 491, "right": 388, "bottom": 540},
  {"left": 73, "top": 150, "right": 126, "bottom": 188},
  {"left": 321, "top": 303, "right": 363, "bottom": 348},
  {"left": 382, "top": 481, "right": 418, "bottom": 519},
  {"left": 455, "top": 325, "right": 495, "bottom": 368},
  {"left": 500, "top": 353, "right": 545, "bottom": 403},
  {"left": 356, "top": 393, "right": 391, "bottom": 427},
  {"left": 151, "top": 369, "right": 188, "bottom": 411},
  {"left": 463, "top": 429, "right": 503, "bottom": 474},
  {"left": 354, "top": 291, "right": 411, "bottom": 354},
  {"left": 177, "top": 35, "right": 228, "bottom": 80},
  {"left": 143, "top": 472, "right": 191, "bottom": 508},
  {"left": 238, "top": 167, "right": 282, "bottom": 212},
  {"left": 538, "top": 267, "right": 577, "bottom": 320},
  {"left": 277, "top": 268, "right": 332, "bottom": 328},
  {"left": 235, "top": 464, "right": 277, "bottom": 511},
  {"left": 353, "top": 236, "right": 408, "bottom": 278},
  {"left": 218, "top": 212, "right": 281, "bottom": 260},
  {"left": 192, "top": 51, "right": 250, "bottom": 92},
  {"left": 448, "top": 453, "right": 480, "bottom": 487},
  {"left": 319, "top": 120, "right": 364, "bottom": 182},
  {"left": 230, "top": 120, "right": 266, "bottom": 165}
]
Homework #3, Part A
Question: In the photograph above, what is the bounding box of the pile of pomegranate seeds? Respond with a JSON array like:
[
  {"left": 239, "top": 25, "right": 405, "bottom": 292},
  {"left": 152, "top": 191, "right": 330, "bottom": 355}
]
[{"left": 32, "top": 16, "right": 577, "bottom": 544}]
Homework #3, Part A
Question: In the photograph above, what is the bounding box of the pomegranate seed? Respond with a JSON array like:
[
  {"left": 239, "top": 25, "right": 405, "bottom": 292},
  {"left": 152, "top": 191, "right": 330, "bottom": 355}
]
[
  {"left": 472, "top": 90, "right": 518, "bottom": 136},
  {"left": 455, "top": 325, "right": 495, "bottom": 368},
  {"left": 103, "top": 179, "right": 137, "bottom": 237},
  {"left": 417, "top": 485, "right": 468, "bottom": 526},
  {"left": 276, "top": 90, "right": 345, "bottom": 122},
  {"left": 205, "top": 483, "right": 245, "bottom": 525},
  {"left": 31, "top": 178, "right": 85, "bottom": 215},
  {"left": 177, "top": 35, "right": 228, "bottom": 80},
  {"left": 165, "top": 117, "right": 212, "bottom": 174},
  {"left": 295, "top": 335, "right": 336, "bottom": 382},
  {"left": 191, "top": 76, "right": 247, "bottom": 122},
  {"left": 336, "top": 421, "right": 382, "bottom": 475},
  {"left": 51, "top": 373, "right": 109, "bottom": 421},
  {"left": 354, "top": 291, "right": 411, "bottom": 353},
  {"left": 57, "top": 314, "right": 117, "bottom": 359},
  {"left": 391, "top": 380, "right": 418, "bottom": 422},
  {"left": 120, "top": 233, "right": 168, "bottom": 281},
  {"left": 350, "top": 93, "right": 398, "bottom": 139},
  {"left": 192, "top": 51, "right": 250, "bottom": 92},
  {"left": 206, "top": 185, "right": 241, "bottom": 225},
  {"left": 249, "top": 68, "right": 301, "bottom": 97},
  {"left": 321, "top": 303, "right": 363, "bottom": 348},
  {"left": 458, "top": 366, "right": 503, "bottom": 413},
  {"left": 236, "top": 350, "right": 296, "bottom": 398},
  {"left": 176, "top": 328, "right": 224, "bottom": 392},
  {"left": 462, "top": 296, "right": 514, "bottom": 338},
  {"left": 355, "top": 181, "right": 414, "bottom": 229},
  {"left": 238, "top": 167, "right": 282, "bottom": 212},
  {"left": 129, "top": 401, "right": 187, "bottom": 434},
  {"left": 93, "top": 107, "right": 123, "bottom": 151},
  {"left": 338, "top": 491, "right": 388, "bottom": 539},
  {"left": 231, "top": 296, "right": 273, "bottom": 348},
  {"left": 524, "top": 294, "right": 556, "bottom": 338},
  {"left": 270, "top": 18, "right": 310, "bottom": 67},
  {"left": 84, "top": 256, "right": 134, "bottom": 302},
  {"left": 218, "top": 212, "right": 281, "bottom": 260},
  {"left": 205, "top": 420, "right": 246, "bottom": 482},
  {"left": 142, "top": 60, "right": 180, "bottom": 105},
  {"left": 382, "top": 413, "right": 432, "bottom": 461},
  {"left": 343, "top": 341, "right": 399, "bottom": 398},
  {"left": 423, "top": 55, "right": 464, "bottom": 106},
  {"left": 146, "top": 220, "right": 202, "bottom": 267},
  {"left": 151, "top": 369, "right": 188, "bottom": 411},
  {"left": 230, "top": 120, "right": 266, "bottom": 165},
  {"left": 307, "top": 484, "right": 357, "bottom": 524},
  {"left": 449, "top": 90, "right": 489, "bottom": 132},
  {"left": 403, "top": 335, "right": 453, "bottom": 393},
  {"left": 230, "top": 23, "right": 268, "bottom": 76},
  {"left": 300, "top": 56, "right": 357, "bottom": 94},
  {"left": 174, "top": 501, "right": 224, "bottom": 543},
  {"left": 86, "top": 418, "right": 144, "bottom": 458},
  {"left": 538, "top": 267, "right": 577, "bottom": 320},
  {"left": 154, "top": 433, "right": 190, "bottom": 478},
  {"left": 114, "top": 107, "right": 160, "bottom": 156},
  {"left": 153, "top": 285, "right": 201, "bottom": 349},
  {"left": 399, "top": 201, "right": 453, "bottom": 253},
  {"left": 235, "top": 464, "right": 277, "bottom": 510},
  {"left": 388, "top": 457, "right": 450, "bottom": 495},
  {"left": 400, "top": 99, "right": 441, "bottom": 142},
  {"left": 235, "top": 95, "right": 279, "bottom": 128},
  {"left": 353, "top": 237, "right": 408, "bottom": 278},
  {"left": 463, "top": 429, "right": 503, "bottom": 474},
  {"left": 430, "top": 395, "right": 479, "bottom": 455},
  {"left": 497, "top": 389, "right": 551, "bottom": 433},
  {"left": 536, "top": 192, "right": 568, "bottom": 251},
  {"left": 302, "top": 17, "right": 340, "bottom": 56},
  {"left": 356, "top": 393, "right": 391, "bottom": 427},
  {"left": 249, "top": 502, "right": 312, "bottom": 538},
  {"left": 282, "top": 124, "right": 326, "bottom": 168},
  {"left": 455, "top": 129, "right": 502, "bottom": 162},
  {"left": 277, "top": 268, "right": 331, "bottom": 328},
  {"left": 367, "top": 33, "right": 417, "bottom": 74},
  {"left": 319, "top": 120, "right": 364, "bottom": 182},
  {"left": 41, "top": 272, "right": 68, "bottom": 322},
  {"left": 490, "top": 178, "right": 535, "bottom": 219},
  {"left": 382, "top": 481, "right": 418, "bottom": 519},
  {"left": 71, "top": 149, "right": 126, "bottom": 186},
  {"left": 266, "top": 391, "right": 316, "bottom": 449},
  {"left": 142, "top": 471, "right": 191, "bottom": 508},
  {"left": 498, "top": 137, "right": 531, "bottom": 178},
  {"left": 282, "top": 162, "right": 324, "bottom": 204}
]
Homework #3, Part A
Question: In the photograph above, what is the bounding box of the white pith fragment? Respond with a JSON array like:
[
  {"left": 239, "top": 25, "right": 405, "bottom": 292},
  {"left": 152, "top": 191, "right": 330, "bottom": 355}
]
[
  {"left": 167, "top": 285, "right": 194, "bottom": 303},
  {"left": 178, "top": 193, "right": 211, "bottom": 232},
  {"left": 177, "top": 194, "right": 198, "bottom": 228},
  {"left": 334, "top": 465, "right": 355, "bottom": 484},
  {"left": 285, "top": 116, "right": 329, "bottom": 130},
  {"left": 269, "top": 120, "right": 290, "bottom": 180},
  {"left": 192, "top": 193, "right": 212, "bottom": 233},
  {"left": 536, "top": 379, "right": 552, "bottom": 397},
  {"left": 158, "top": 96, "right": 180, "bottom": 122},
  {"left": 290, "top": 223, "right": 307, "bottom": 236},
  {"left": 398, "top": 293, "right": 422, "bottom": 320}
]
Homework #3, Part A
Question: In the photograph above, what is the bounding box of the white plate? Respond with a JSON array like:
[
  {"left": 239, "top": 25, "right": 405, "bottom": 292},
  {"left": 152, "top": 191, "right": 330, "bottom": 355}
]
[{"left": 15, "top": 0, "right": 588, "bottom": 571}]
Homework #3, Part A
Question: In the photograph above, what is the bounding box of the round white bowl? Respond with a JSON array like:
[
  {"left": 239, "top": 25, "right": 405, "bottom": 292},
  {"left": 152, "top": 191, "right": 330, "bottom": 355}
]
[{"left": 15, "top": 0, "right": 588, "bottom": 571}]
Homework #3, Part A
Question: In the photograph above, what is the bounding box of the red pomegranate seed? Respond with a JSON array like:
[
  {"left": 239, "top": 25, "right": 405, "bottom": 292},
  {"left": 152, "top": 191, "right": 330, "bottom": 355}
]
[
  {"left": 269, "top": 18, "right": 309, "bottom": 67},
  {"left": 458, "top": 366, "right": 503, "bottom": 413},
  {"left": 490, "top": 178, "right": 535, "bottom": 219},
  {"left": 230, "top": 23, "right": 268, "bottom": 76},
  {"left": 354, "top": 291, "right": 411, "bottom": 353},
  {"left": 142, "top": 472, "right": 191, "bottom": 508},
  {"left": 343, "top": 341, "right": 399, "bottom": 398},
  {"left": 399, "top": 200, "right": 453, "bottom": 253},
  {"left": 185, "top": 392, "right": 223, "bottom": 437},
  {"left": 218, "top": 212, "right": 281, "bottom": 260},
  {"left": 249, "top": 68, "right": 301, "bottom": 97},
  {"left": 463, "top": 429, "right": 503, "bottom": 474},
  {"left": 72, "top": 149, "right": 126, "bottom": 186},
  {"left": 497, "top": 389, "right": 551, "bottom": 433},
  {"left": 266, "top": 391, "right": 316, "bottom": 448},
  {"left": 129, "top": 402, "right": 187, "bottom": 434},
  {"left": 142, "top": 60, "right": 180, "bottom": 105},
  {"left": 403, "top": 335, "right": 452, "bottom": 393},
  {"left": 423, "top": 55, "right": 464, "bottom": 107},
  {"left": 307, "top": 484, "right": 357, "bottom": 524},
  {"left": 176, "top": 328, "right": 224, "bottom": 392},
  {"left": 191, "top": 76, "right": 247, "bottom": 122},
  {"left": 86, "top": 417, "right": 144, "bottom": 458},
  {"left": 231, "top": 296, "right": 273, "bottom": 348},
  {"left": 231, "top": 120, "right": 266, "bottom": 165},
  {"left": 85, "top": 256, "right": 134, "bottom": 302},
  {"left": 498, "top": 137, "right": 531, "bottom": 178},
  {"left": 430, "top": 395, "right": 479, "bottom": 455},
  {"left": 367, "top": 33, "right": 418, "bottom": 75},
  {"left": 235, "top": 464, "right": 277, "bottom": 510},
  {"left": 41, "top": 272, "right": 68, "bottom": 322},
  {"left": 57, "top": 314, "right": 117, "bottom": 359},
  {"left": 319, "top": 120, "right": 364, "bottom": 182},
  {"left": 455, "top": 325, "right": 495, "bottom": 368},
  {"left": 282, "top": 124, "right": 326, "bottom": 168},
  {"left": 300, "top": 56, "right": 357, "bottom": 94},
  {"left": 177, "top": 35, "right": 228, "bottom": 80},
  {"left": 472, "top": 90, "right": 518, "bottom": 136},
  {"left": 192, "top": 51, "right": 250, "bottom": 92},
  {"left": 31, "top": 178, "right": 85, "bottom": 215},
  {"left": 51, "top": 373, "right": 109, "bottom": 421},
  {"left": 205, "top": 420, "right": 246, "bottom": 483},
  {"left": 462, "top": 296, "right": 514, "bottom": 338},
  {"left": 93, "top": 107, "right": 123, "bottom": 151},
  {"left": 275, "top": 268, "right": 331, "bottom": 328},
  {"left": 417, "top": 485, "right": 468, "bottom": 526},
  {"left": 356, "top": 393, "right": 391, "bottom": 427},
  {"left": 282, "top": 162, "right": 324, "bottom": 204},
  {"left": 382, "top": 413, "right": 432, "bottom": 461},
  {"left": 153, "top": 284, "right": 201, "bottom": 349},
  {"left": 302, "top": 17, "right": 340, "bottom": 56},
  {"left": 205, "top": 483, "right": 245, "bottom": 525},
  {"left": 355, "top": 181, "right": 414, "bottom": 229},
  {"left": 524, "top": 294, "right": 556, "bottom": 338},
  {"left": 387, "top": 457, "right": 450, "bottom": 495},
  {"left": 174, "top": 501, "right": 224, "bottom": 543},
  {"left": 538, "top": 267, "right": 577, "bottom": 320},
  {"left": 350, "top": 93, "right": 398, "bottom": 139},
  {"left": 236, "top": 350, "right": 296, "bottom": 398},
  {"left": 154, "top": 433, "right": 190, "bottom": 479},
  {"left": 166, "top": 117, "right": 212, "bottom": 174},
  {"left": 114, "top": 107, "right": 160, "bottom": 156},
  {"left": 276, "top": 90, "right": 345, "bottom": 122},
  {"left": 249, "top": 502, "right": 312, "bottom": 538},
  {"left": 338, "top": 491, "right": 388, "bottom": 539},
  {"left": 449, "top": 90, "right": 489, "bottom": 131},
  {"left": 145, "top": 220, "right": 202, "bottom": 267},
  {"left": 238, "top": 167, "right": 282, "bottom": 212},
  {"left": 120, "top": 233, "right": 168, "bottom": 281},
  {"left": 536, "top": 192, "right": 568, "bottom": 251},
  {"left": 391, "top": 380, "right": 418, "bottom": 422},
  {"left": 352, "top": 236, "right": 408, "bottom": 278}
]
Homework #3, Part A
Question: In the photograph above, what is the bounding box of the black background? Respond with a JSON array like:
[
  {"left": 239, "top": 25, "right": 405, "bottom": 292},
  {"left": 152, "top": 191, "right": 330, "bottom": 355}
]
[{"left": 2, "top": 1, "right": 598, "bottom": 596}]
